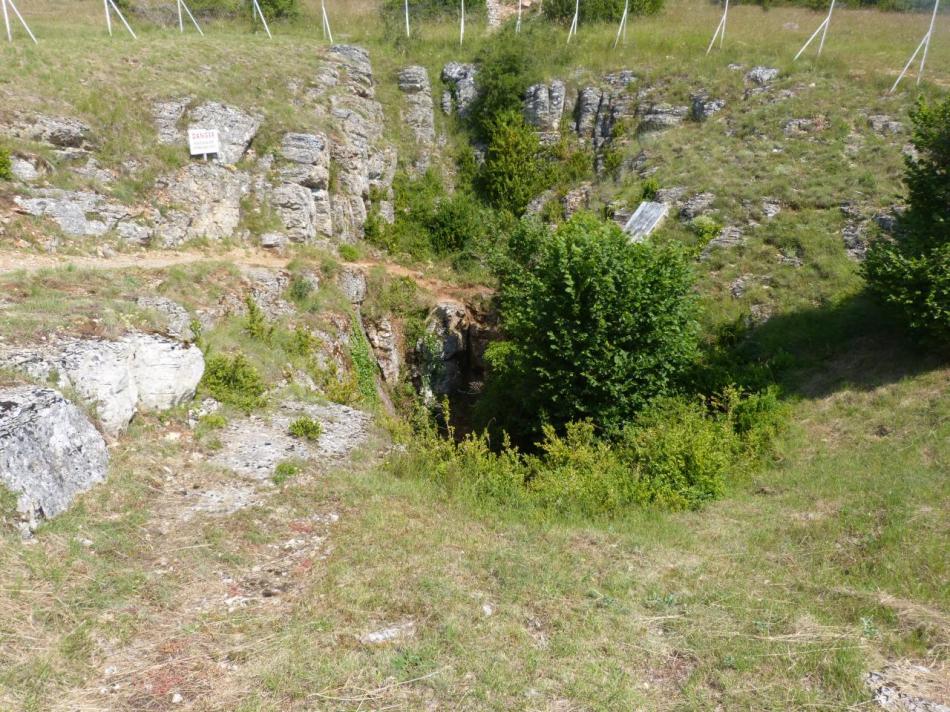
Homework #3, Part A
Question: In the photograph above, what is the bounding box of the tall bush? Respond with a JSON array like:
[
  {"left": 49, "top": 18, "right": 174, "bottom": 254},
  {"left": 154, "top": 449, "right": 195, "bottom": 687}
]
[
  {"left": 864, "top": 96, "right": 950, "bottom": 342},
  {"left": 479, "top": 214, "right": 698, "bottom": 443},
  {"left": 479, "top": 111, "right": 552, "bottom": 216}
]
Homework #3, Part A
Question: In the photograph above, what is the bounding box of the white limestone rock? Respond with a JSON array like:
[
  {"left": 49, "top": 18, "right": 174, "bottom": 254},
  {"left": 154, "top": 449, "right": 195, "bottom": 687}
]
[
  {"left": 0, "top": 335, "right": 204, "bottom": 436},
  {"left": 188, "top": 102, "right": 261, "bottom": 165},
  {"left": 0, "top": 386, "right": 109, "bottom": 531}
]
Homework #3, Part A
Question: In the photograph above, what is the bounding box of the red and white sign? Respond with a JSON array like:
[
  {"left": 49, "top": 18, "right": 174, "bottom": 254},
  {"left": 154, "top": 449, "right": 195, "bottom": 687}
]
[{"left": 188, "top": 128, "right": 220, "bottom": 156}]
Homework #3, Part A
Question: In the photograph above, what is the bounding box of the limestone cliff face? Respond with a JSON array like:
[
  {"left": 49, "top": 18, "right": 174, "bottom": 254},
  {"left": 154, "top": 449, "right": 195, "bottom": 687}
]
[{"left": 8, "top": 44, "right": 412, "bottom": 250}]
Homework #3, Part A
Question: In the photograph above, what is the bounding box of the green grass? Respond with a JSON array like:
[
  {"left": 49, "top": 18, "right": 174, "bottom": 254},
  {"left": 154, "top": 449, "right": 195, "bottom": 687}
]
[{"left": 0, "top": 1, "right": 947, "bottom": 709}]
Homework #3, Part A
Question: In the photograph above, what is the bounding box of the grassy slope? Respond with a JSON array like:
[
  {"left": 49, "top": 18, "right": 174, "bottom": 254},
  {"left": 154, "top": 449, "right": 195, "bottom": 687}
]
[{"left": 0, "top": 0, "right": 948, "bottom": 709}]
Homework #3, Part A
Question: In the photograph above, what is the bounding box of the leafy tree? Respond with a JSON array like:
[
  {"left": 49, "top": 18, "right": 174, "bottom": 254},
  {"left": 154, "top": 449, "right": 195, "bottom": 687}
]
[
  {"left": 478, "top": 214, "right": 698, "bottom": 443},
  {"left": 864, "top": 96, "right": 950, "bottom": 342}
]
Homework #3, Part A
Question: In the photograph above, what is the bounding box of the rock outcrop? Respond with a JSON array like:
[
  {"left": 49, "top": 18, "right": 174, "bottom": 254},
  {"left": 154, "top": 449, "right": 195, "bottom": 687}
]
[
  {"left": 153, "top": 163, "right": 251, "bottom": 245},
  {"left": 441, "top": 62, "right": 478, "bottom": 117},
  {"left": 0, "top": 386, "right": 109, "bottom": 531},
  {"left": 0, "top": 334, "right": 205, "bottom": 436},
  {"left": 4, "top": 114, "right": 93, "bottom": 149},
  {"left": 524, "top": 81, "right": 566, "bottom": 144},
  {"left": 210, "top": 401, "right": 372, "bottom": 479},
  {"left": 364, "top": 317, "right": 400, "bottom": 385},
  {"left": 399, "top": 66, "right": 436, "bottom": 147},
  {"left": 639, "top": 103, "right": 689, "bottom": 133},
  {"left": 13, "top": 189, "right": 144, "bottom": 240},
  {"left": 187, "top": 101, "right": 261, "bottom": 164},
  {"left": 746, "top": 66, "right": 779, "bottom": 85},
  {"left": 691, "top": 92, "right": 726, "bottom": 121}
]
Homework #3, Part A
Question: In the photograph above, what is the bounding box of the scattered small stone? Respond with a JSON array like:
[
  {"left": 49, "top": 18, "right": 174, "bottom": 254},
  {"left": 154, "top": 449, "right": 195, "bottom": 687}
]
[
  {"left": 360, "top": 621, "right": 416, "bottom": 645},
  {"left": 762, "top": 199, "right": 782, "bottom": 220},
  {"left": 867, "top": 115, "right": 903, "bottom": 136},
  {"left": 701, "top": 226, "right": 745, "bottom": 259},
  {"left": 746, "top": 66, "right": 779, "bottom": 85},
  {"left": 171, "top": 692, "right": 183, "bottom": 704},
  {"left": 482, "top": 603, "right": 494, "bottom": 617},
  {"left": 680, "top": 192, "right": 716, "bottom": 220}
]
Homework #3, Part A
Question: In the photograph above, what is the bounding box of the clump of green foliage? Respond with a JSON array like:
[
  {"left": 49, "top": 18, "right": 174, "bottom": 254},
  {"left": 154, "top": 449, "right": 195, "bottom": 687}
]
[
  {"left": 201, "top": 353, "right": 268, "bottom": 412},
  {"left": 392, "top": 389, "right": 784, "bottom": 516},
  {"left": 864, "top": 97, "right": 950, "bottom": 342},
  {"left": 479, "top": 111, "right": 556, "bottom": 216},
  {"left": 543, "top": 0, "right": 662, "bottom": 22},
  {"left": 383, "top": 0, "right": 484, "bottom": 22},
  {"left": 366, "top": 169, "right": 498, "bottom": 263},
  {"left": 273, "top": 460, "right": 301, "bottom": 485},
  {"left": 244, "top": 296, "right": 275, "bottom": 343},
  {"left": 0, "top": 147, "right": 11, "bottom": 181},
  {"left": 640, "top": 177, "right": 660, "bottom": 201},
  {"left": 478, "top": 214, "right": 697, "bottom": 443},
  {"left": 350, "top": 315, "right": 380, "bottom": 407},
  {"left": 468, "top": 34, "right": 542, "bottom": 140},
  {"left": 289, "top": 417, "right": 322, "bottom": 441},
  {"left": 287, "top": 274, "right": 315, "bottom": 304},
  {"left": 689, "top": 216, "right": 723, "bottom": 245}
]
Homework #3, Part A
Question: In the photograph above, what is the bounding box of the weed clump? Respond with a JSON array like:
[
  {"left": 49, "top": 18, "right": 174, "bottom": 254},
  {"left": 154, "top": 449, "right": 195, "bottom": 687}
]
[
  {"left": 289, "top": 417, "right": 322, "bottom": 441},
  {"left": 273, "top": 460, "right": 301, "bottom": 485},
  {"left": 0, "top": 147, "right": 11, "bottom": 181},
  {"left": 200, "top": 353, "right": 268, "bottom": 412}
]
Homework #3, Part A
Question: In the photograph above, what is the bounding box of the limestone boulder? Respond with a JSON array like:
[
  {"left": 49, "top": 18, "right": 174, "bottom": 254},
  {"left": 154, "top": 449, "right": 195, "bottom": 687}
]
[
  {"left": 6, "top": 114, "right": 93, "bottom": 148},
  {"left": 441, "top": 62, "right": 478, "bottom": 117},
  {"left": 279, "top": 132, "right": 330, "bottom": 189},
  {"left": 399, "top": 66, "right": 436, "bottom": 147},
  {"left": 154, "top": 163, "right": 251, "bottom": 244},
  {"left": 364, "top": 317, "right": 400, "bottom": 385},
  {"left": 524, "top": 81, "right": 566, "bottom": 144},
  {"left": 188, "top": 102, "right": 261, "bottom": 164},
  {"left": 0, "top": 335, "right": 204, "bottom": 436},
  {"left": 14, "top": 189, "right": 132, "bottom": 237},
  {"left": 746, "top": 66, "right": 779, "bottom": 85},
  {"left": 0, "top": 386, "right": 109, "bottom": 531}
]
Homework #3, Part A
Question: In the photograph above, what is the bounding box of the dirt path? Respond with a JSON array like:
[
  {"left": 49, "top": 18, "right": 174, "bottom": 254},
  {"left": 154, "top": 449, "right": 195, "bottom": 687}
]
[{"left": 0, "top": 249, "right": 492, "bottom": 303}]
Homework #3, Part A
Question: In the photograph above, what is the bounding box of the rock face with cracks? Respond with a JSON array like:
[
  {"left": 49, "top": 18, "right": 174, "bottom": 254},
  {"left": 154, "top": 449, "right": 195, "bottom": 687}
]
[
  {"left": 0, "top": 386, "right": 109, "bottom": 531},
  {"left": 0, "top": 334, "right": 205, "bottom": 436}
]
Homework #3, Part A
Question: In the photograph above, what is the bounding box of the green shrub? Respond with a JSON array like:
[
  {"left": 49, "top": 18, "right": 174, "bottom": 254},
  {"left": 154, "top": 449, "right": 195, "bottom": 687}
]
[
  {"left": 479, "top": 111, "right": 552, "bottom": 216},
  {"left": 390, "top": 389, "right": 784, "bottom": 517},
  {"left": 287, "top": 274, "right": 314, "bottom": 304},
  {"left": 543, "top": 0, "right": 663, "bottom": 22},
  {"left": 383, "top": 0, "right": 485, "bottom": 22},
  {"left": 479, "top": 214, "right": 698, "bottom": 443},
  {"left": 369, "top": 170, "right": 497, "bottom": 261},
  {"left": 640, "top": 178, "right": 660, "bottom": 201},
  {"left": 620, "top": 399, "right": 736, "bottom": 510},
  {"left": 338, "top": 243, "right": 360, "bottom": 261},
  {"left": 256, "top": 0, "right": 297, "bottom": 19},
  {"left": 350, "top": 315, "right": 380, "bottom": 407},
  {"left": 201, "top": 353, "right": 268, "bottom": 412},
  {"left": 0, "top": 147, "right": 11, "bottom": 181},
  {"left": 273, "top": 460, "right": 301, "bottom": 485},
  {"left": 864, "top": 96, "right": 950, "bottom": 342},
  {"left": 289, "top": 417, "right": 322, "bottom": 441},
  {"left": 244, "top": 296, "right": 274, "bottom": 343},
  {"left": 468, "top": 35, "right": 541, "bottom": 140},
  {"left": 689, "top": 216, "right": 723, "bottom": 245}
]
